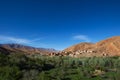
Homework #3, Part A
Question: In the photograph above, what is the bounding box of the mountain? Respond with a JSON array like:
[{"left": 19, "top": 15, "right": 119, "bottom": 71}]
[
  {"left": 1, "top": 36, "right": 120, "bottom": 57},
  {"left": 64, "top": 42, "right": 94, "bottom": 52},
  {"left": 64, "top": 36, "right": 120, "bottom": 57},
  {"left": 0, "top": 47, "right": 12, "bottom": 55},
  {"left": 94, "top": 36, "right": 120, "bottom": 56},
  {"left": 0, "top": 44, "right": 57, "bottom": 55}
]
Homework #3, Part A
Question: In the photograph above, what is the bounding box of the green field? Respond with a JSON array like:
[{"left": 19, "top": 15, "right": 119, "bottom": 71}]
[{"left": 0, "top": 53, "right": 120, "bottom": 80}]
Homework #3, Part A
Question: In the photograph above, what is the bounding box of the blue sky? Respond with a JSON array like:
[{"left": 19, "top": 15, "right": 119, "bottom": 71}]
[{"left": 0, "top": 0, "right": 120, "bottom": 50}]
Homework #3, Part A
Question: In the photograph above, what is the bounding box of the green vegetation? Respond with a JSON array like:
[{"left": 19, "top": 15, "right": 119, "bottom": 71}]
[{"left": 0, "top": 52, "right": 120, "bottom": 80}]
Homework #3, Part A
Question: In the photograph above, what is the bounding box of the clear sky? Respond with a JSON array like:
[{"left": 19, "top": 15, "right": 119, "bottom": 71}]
[{"left": 0, "top": 0, "right": 120, "bottom": 50}]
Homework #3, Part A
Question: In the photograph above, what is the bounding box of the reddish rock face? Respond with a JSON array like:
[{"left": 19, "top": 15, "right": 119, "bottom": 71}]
[
  {"left": 64, "top": 42, "right": 94, "bottom": 52},
  {"left": 64, "top": 36, "right": 120, "bottom": 57}
]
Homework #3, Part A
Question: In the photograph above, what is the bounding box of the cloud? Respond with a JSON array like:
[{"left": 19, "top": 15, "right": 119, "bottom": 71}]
[
  {"left": 73, "top": 35, "right": 91, "bottom": 42},
  {"left": 0, "top": 35, "right": 49, "bottom": 48},
  {"left": 0, "top": 35, "right": 31, "bottom": 44}
]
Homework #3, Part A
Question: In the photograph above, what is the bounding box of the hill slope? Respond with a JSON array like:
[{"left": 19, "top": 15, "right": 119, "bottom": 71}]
[
  {"left": 64, "top": 42, "right": 94, "bottom": 52},
  {"left": 64, "top": 36, "right": 120, "bottom": 56}
]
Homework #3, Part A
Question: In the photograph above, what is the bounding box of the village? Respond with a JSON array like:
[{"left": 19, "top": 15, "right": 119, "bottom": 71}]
[{"left": 49, "top": 50, "right": 109, "bottom": 57}]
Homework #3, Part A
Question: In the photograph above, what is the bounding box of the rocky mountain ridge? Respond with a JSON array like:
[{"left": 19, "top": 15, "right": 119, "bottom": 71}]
[{"left": 64, "top": 36, "right": 120, "bottom": 57}]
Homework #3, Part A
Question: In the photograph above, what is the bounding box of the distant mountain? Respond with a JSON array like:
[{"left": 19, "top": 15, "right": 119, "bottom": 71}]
[
  {"left": 0, "top": 44, "right": 58, "bottom": 55},
  {"left": 64, "top": 36, "right": 120, "bottom": 56},
  {"left": 0, "top": 47, "right": 12, "bottom": 55}
]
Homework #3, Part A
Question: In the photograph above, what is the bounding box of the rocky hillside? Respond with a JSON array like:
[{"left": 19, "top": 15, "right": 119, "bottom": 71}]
[
  {"left": 94, "top": 36, "right": 120, "bottom": 56},
  {"left": 64, "top": 36, "right": 120, "bottom": 57},
  {"left": 64, "top": 42, "right": 94, "bottom": 52}
]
